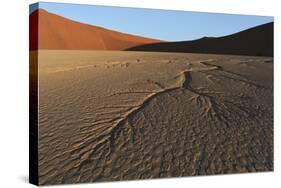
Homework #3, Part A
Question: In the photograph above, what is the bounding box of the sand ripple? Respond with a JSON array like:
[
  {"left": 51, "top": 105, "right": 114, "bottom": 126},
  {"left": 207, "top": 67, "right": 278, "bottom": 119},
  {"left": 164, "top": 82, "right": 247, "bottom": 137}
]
[{"left": 35, "top": 51, "right": 273, "bottom": 185}]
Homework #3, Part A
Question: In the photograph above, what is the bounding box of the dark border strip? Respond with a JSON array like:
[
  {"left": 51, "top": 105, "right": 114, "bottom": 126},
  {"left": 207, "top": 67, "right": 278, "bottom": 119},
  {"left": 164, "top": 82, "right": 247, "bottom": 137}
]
[{"left": 29, "top": 2, "right": 39, "bottom": 186}]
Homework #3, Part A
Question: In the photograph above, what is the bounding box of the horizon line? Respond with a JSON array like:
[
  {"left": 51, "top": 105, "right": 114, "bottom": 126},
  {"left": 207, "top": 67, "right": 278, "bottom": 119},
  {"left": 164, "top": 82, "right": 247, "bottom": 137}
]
[{"left": 29, "top": 3, "right": 274, "bottom": 42}]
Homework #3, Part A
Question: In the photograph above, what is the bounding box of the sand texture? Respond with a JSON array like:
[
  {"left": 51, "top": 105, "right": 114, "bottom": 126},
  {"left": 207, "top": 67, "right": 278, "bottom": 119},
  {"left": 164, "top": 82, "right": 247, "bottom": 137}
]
[{"left": 34, "top": 50, "right": 273, "bottom": 185}]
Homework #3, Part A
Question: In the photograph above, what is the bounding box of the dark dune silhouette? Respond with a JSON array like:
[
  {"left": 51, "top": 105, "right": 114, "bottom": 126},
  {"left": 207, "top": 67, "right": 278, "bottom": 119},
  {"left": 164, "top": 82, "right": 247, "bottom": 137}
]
[
  {"left": 29, "top": 9, "right": 161, "bottom": 50},
  {"left": 127, "top": 22, "right": 273, "bottom": 56}
]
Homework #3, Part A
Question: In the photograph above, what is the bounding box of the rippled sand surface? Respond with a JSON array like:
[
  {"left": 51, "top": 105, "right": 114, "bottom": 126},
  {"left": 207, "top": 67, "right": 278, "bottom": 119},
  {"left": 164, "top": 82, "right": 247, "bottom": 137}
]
[{"left": 34, "top": 50, "right": 273, "bottom": 185}]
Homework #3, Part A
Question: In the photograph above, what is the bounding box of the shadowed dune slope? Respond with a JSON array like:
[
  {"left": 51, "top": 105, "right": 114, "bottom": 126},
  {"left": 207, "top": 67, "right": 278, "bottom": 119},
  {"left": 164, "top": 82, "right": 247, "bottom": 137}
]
[
  {"left": 127, "top": 22, "right": 273, "bottom": 56},
  {"left": 29, "top": 9, "right": 161, "bottom": 50}
]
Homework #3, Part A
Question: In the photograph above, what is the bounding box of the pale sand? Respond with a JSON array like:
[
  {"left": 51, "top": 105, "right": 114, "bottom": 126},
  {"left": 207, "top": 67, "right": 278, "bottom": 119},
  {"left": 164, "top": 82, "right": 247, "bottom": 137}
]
[{"left": 33, "top": 50, "right": 273, "bottom": 185}]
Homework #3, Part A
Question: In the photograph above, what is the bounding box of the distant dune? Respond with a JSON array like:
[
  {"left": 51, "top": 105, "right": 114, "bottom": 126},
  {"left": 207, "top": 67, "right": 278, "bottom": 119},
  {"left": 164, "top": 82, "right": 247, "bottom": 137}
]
[
  {"left": 30, "top": 9, "right": 273, "bottom": 56},
  {"left": 127, "top": 22, "right": 273, "bottom": 56},
  {"left": 29, "top": 9, "right": 161, "bottom": 50}
]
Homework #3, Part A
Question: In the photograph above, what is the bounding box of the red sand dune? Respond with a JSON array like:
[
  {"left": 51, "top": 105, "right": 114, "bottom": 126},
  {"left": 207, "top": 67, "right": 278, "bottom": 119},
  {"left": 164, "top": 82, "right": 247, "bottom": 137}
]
[{"left": 29, "top": 9, "right": 161, "bottom": 50}]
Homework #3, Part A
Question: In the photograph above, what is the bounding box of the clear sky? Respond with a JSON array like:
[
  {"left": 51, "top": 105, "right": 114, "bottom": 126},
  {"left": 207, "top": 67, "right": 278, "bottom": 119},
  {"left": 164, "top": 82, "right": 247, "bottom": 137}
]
[{"left": 30, "top": 2, "right": 273, "bottom": 41}]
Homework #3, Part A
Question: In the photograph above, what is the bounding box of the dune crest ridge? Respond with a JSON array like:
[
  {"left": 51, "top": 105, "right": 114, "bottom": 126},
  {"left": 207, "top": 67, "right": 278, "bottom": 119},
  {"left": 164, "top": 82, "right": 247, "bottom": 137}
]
[
  {"left": 29, "top": 9, "right": 161, "bottom": 50},
  {"left": 127, "top": 22, "right": 273, "bottom": 56}
]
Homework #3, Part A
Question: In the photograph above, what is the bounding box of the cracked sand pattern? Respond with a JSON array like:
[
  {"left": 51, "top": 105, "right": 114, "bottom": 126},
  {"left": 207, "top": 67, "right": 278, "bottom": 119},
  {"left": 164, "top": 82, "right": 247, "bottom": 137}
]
[{"left": 34, "top": 50, "right": 273, "bottom": 185}]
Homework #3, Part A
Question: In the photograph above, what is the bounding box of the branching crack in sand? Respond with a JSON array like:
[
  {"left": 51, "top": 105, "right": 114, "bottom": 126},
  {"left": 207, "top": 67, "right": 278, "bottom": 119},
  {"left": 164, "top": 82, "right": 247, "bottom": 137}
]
[
  {"left": 85, "top": 59, "right": 271, "bottom": 165},
  {"left": 38, "top": 52, "right": 273, "bottom": 184},
  {"left": 80, "top": 60, "right": 221, "bottom": 164},
  {"left": 36, "top": 51, "right": 273, "bottom": 184}
]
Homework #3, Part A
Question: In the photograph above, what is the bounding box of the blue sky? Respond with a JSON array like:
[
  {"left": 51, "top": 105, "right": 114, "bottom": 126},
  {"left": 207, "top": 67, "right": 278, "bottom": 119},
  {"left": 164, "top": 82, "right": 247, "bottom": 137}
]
[{"left": 30, "top": 2, "right": 273, "bottom": 41}]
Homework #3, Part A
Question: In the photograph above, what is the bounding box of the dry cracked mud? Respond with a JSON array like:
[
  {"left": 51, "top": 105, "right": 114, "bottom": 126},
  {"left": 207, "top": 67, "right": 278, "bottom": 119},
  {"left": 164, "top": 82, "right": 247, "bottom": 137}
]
[{"left": 33, "top": 50, "right": 273, "bottom": 185}]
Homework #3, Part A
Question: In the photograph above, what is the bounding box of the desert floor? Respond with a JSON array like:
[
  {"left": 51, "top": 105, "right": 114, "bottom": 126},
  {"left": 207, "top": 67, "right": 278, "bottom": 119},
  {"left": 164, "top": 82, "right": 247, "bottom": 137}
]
[{"left": 33, "top": 50, "right": 273, "bottom": 185}]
